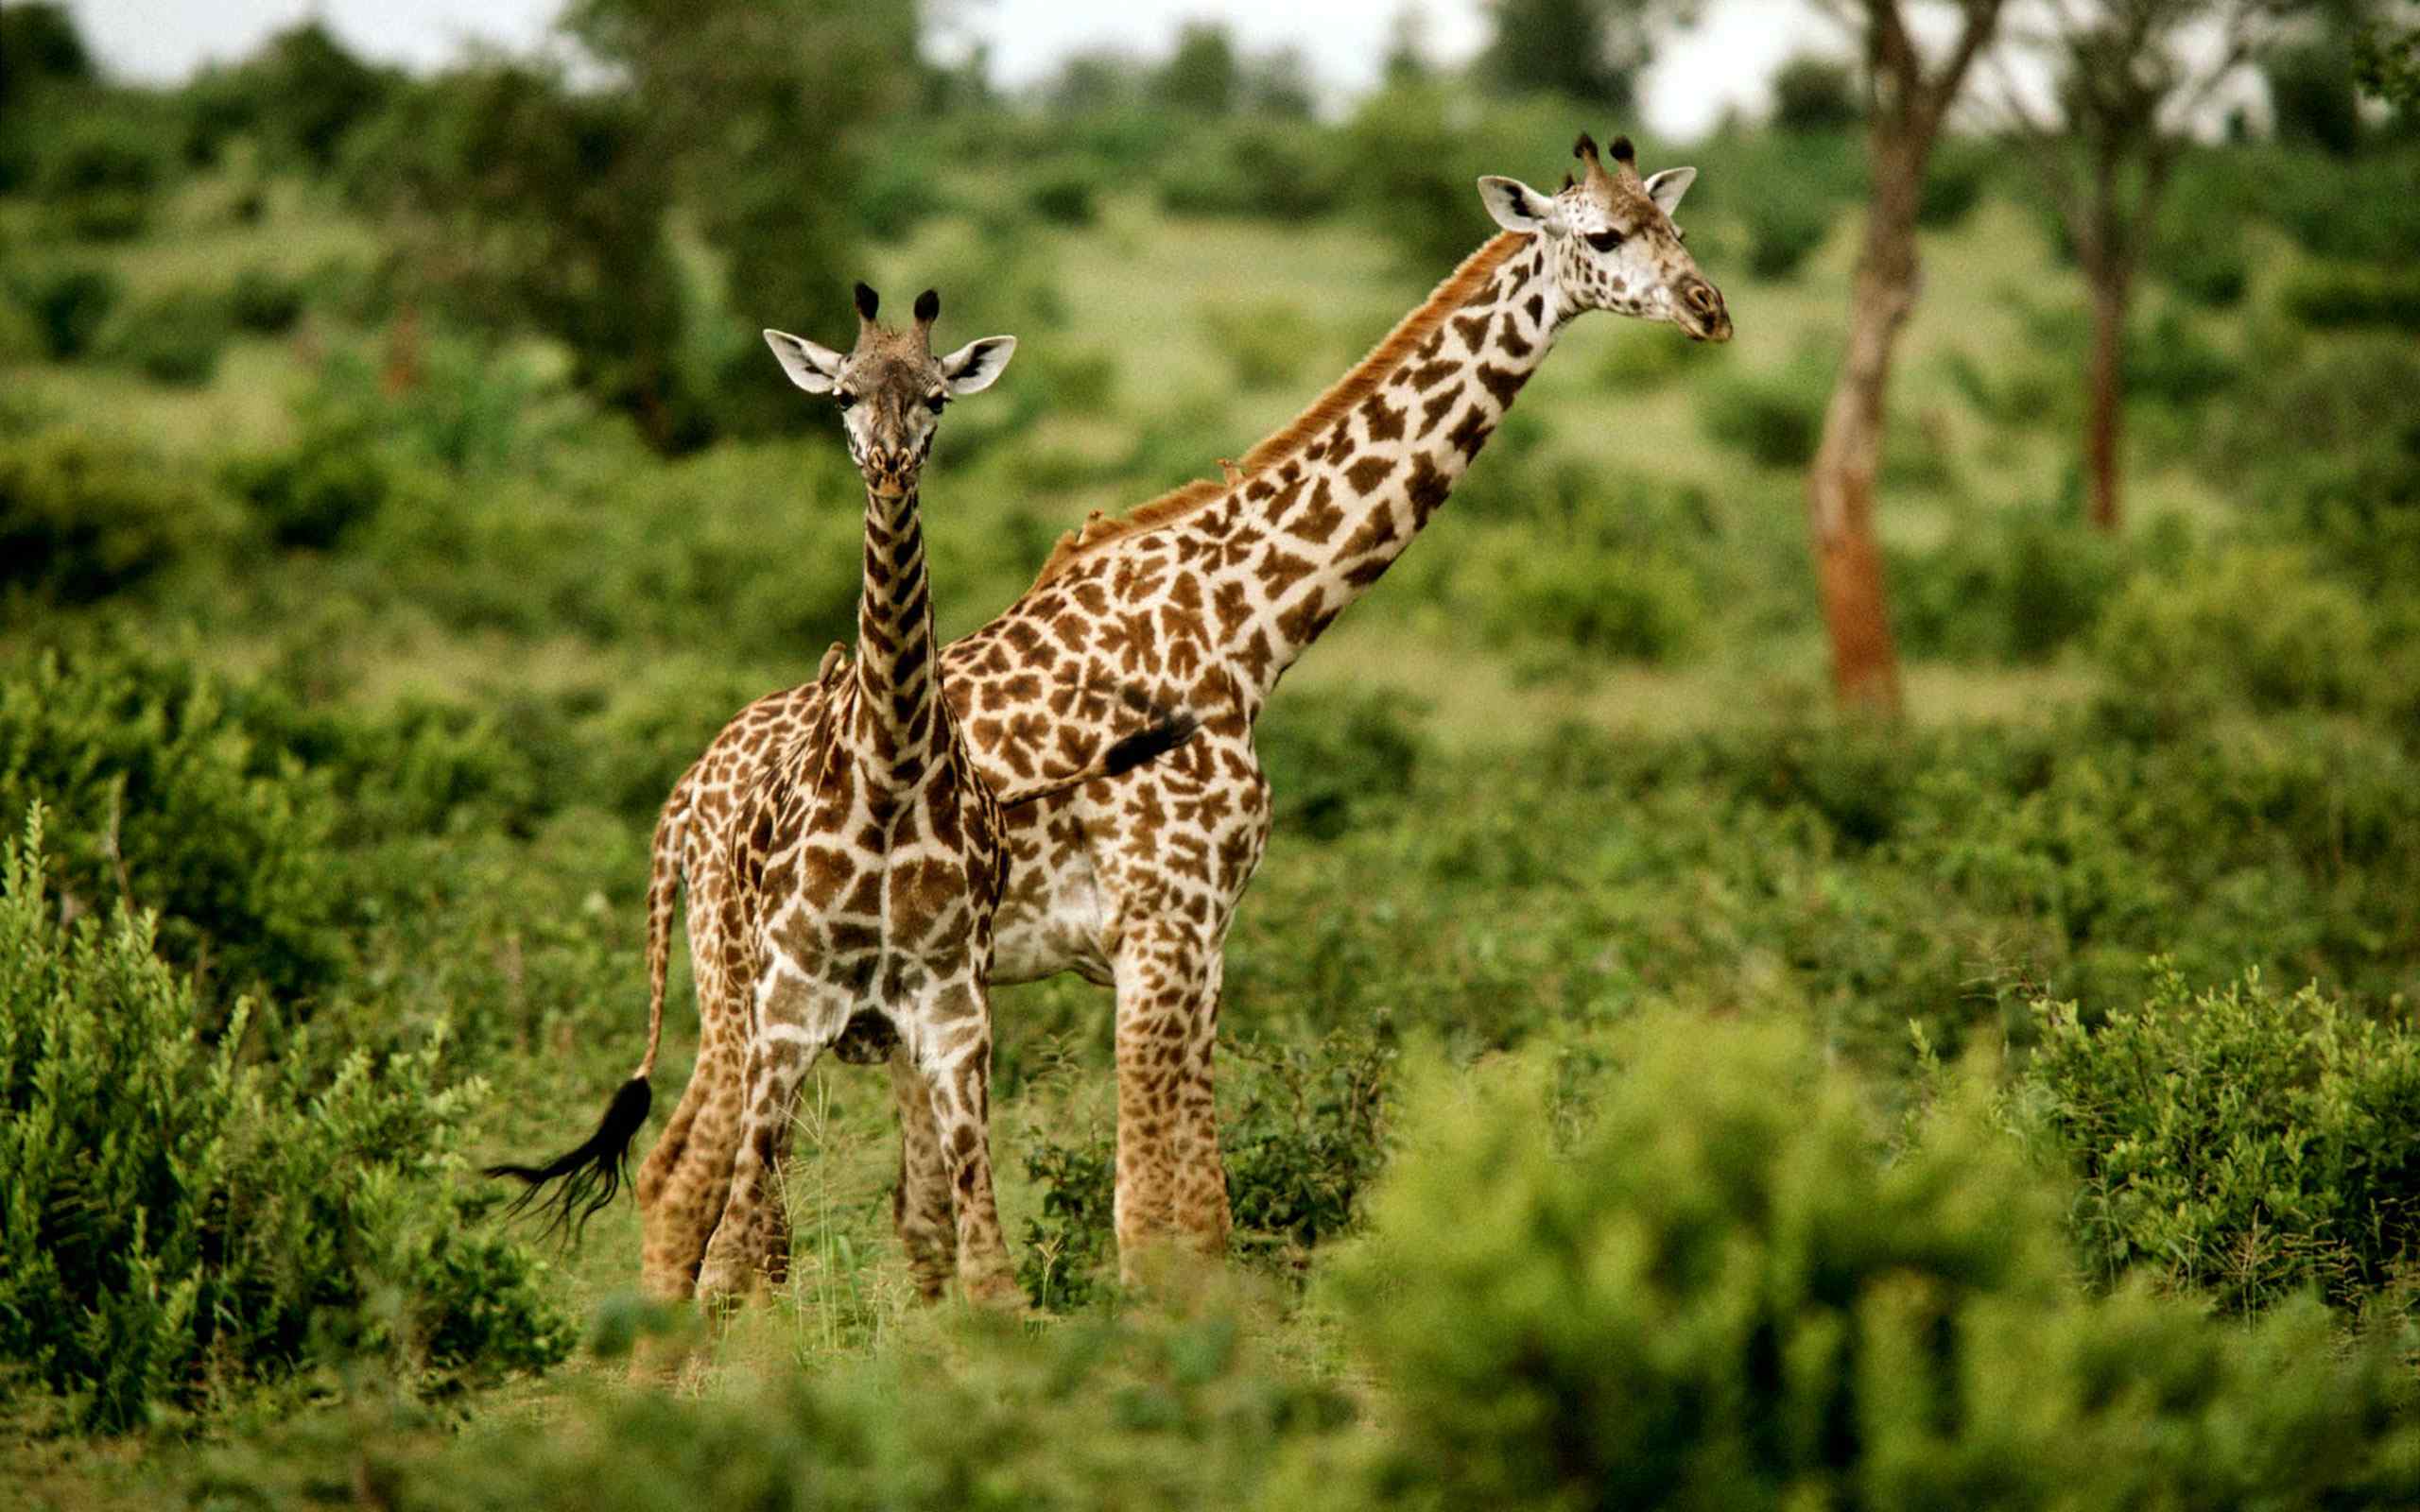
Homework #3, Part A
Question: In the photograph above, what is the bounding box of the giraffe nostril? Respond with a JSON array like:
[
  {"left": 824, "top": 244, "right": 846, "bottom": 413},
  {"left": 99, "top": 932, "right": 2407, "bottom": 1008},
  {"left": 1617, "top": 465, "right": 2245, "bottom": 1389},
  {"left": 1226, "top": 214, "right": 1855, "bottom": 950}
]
[{"left": 1686, "top": 284, "right": 1718, "bottom": 313}]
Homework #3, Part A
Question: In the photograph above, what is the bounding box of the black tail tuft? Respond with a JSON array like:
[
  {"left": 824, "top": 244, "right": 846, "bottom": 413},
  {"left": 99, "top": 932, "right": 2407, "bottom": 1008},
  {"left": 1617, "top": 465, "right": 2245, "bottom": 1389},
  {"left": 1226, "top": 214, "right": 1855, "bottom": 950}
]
[
  {"left": 483, "top": 1075, "right": 652, "bottom": 1245},
  {"left": 1098, "top": 712, "right": 1201, "bottom": 781}
]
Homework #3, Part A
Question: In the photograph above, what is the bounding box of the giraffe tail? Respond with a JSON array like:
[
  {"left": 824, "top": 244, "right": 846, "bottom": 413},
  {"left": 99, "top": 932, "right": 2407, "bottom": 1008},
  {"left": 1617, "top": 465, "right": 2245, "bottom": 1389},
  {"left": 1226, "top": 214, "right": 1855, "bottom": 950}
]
[
  {"left": 482, "top": 782, "right": 689, "bottom": 1243},
  {"left": 994, "top": 703, "right": 1202, "bottom": 809},
  {"left": 482, "top": 1077, "right": 653, "bottom": 1244}
]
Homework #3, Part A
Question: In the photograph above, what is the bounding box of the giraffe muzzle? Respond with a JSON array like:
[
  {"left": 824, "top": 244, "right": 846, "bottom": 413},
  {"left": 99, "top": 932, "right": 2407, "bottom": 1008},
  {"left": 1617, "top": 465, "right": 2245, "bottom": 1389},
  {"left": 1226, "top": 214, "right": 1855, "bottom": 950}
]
[{"left": 1679, "top": 280, "right": 1732, "bottom": 343}]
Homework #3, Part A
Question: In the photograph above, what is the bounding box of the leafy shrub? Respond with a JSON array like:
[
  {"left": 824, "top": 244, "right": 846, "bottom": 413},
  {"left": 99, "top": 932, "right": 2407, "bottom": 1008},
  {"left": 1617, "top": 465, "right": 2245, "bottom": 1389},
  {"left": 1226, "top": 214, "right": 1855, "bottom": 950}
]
[
  {"left": 1256, "top": 686, "right": 1426, "bottom": 842},
  {"left": 2266, "top": 38, "right": 2363, "bottom": 157},
  {"left": 1892, "top": 507, "right": 2130, "bottom": 663},
  {"left": 1018, "top": 1027, "right": 1394, "bottom": 1310},
  {"left": 1329, "top": 1016, "right": 2420, "bottom": 1510},
  {"left": 228, "top": 265, "right": 306, "bottom": 334},
  {"left": 0, "top": 426, "right": 212, "bottom": 605},
  {"left": 1917, "top": 138, "right": 1990, "bottom": 230},
  {"left": 2121, "top": 307, "right": 2238, "bottom": 407},
  {"left": 9, "top": 263, "right": 120, "bottom": 360},
  {"left": 221, "top": 425, "right": 393, "bottom": 549},
  {"left": 2280, "top": 261, "right": 2420, "bottom": 335},
  {"left": 1025, "top": 167, "right": 1098, "bottom": 228},
  {"left": 1701, "top": 357, "right": 1825, "bottom": 468},
  {"left": 1769, "top": 55, "right": 1858, "bottom": 134},
  {"left": 39, "top": 112, "right": 165, "bottom": 239},
  {"left": 1739, "top": 180, "right": 1836, "bottom": 281},
  {"left": 1160, "top": 122, "right": 1343, "bottom": 222},
  {"left": 2151, "top": 228, "right": 2247, "bottom": 308},
  {"left": 2020, "top": 966, "right": 2420, "bottom": 1314},
  {"left": 0, "top": 648, "right": 348, "bottom": 1004},
  {"left": 115, "top": 287, "right": 231, "bottom": 386},
  {"left": 0, "top": 812, "right": 572, "bottom": 1431},
  {"left": 1201, "top": 299, "right": 1318, "bottom": 391},
  {"left": 2094, "top": 546, "right": 2377, "bottom": 726},
  {"left": 2212, "top": 336, "right": 2420, "bottom": 589},
  {"left": 1482, "top": 536, "right": 1703, "bottom": 667}
]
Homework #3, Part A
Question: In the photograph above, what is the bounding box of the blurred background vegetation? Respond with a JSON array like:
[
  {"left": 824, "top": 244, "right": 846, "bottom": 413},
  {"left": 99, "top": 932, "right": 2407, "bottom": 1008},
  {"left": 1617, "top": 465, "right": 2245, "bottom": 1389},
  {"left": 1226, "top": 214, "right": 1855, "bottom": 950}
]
[{"left": 5, "top": 0, "right": 2420, "bottom": 1504}]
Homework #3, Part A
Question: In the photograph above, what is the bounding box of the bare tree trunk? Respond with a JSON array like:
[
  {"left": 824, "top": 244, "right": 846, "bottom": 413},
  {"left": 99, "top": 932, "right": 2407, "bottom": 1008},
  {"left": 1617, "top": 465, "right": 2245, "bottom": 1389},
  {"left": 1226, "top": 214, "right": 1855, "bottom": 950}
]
[
  {"left": 1806, "top": 144, "right": 1923, "bottom": 716},
  {"left": 2083, "top": 271, "right": 2127, "bottom": 533}
]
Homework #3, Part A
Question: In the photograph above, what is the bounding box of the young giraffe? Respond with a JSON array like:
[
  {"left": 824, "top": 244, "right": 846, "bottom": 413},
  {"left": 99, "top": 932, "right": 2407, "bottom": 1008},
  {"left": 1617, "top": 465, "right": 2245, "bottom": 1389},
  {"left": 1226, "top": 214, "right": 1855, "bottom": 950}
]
[
  {"left": 493, "top": 284, "right": 1195, "bottom": 1304},
  {"left": 625, "top": 132, "right": 1729, "bottom": 1299}
]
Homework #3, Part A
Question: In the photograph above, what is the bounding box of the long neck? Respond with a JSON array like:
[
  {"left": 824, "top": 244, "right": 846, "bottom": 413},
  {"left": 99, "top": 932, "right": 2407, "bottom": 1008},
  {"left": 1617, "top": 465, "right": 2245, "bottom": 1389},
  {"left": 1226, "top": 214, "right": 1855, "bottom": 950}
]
[
  {"left": 850, "top": 477, "right": 945, "bottom": 789},
  {"left": 1217, "top": 232, "right": 1561, "bottom": 699}
]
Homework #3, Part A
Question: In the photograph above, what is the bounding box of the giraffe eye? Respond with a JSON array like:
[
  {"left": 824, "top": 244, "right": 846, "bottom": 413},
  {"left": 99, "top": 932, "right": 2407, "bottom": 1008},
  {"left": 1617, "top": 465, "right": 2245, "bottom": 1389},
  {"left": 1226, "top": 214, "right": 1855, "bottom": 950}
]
[
  {"left": 925, "top": 392, "right": 948, "bottom": 414},
  {"left": 1585, "top": 229, "right": 1626, "bottom": 253},
  {"left": 835, "top": 391, "right": 857, "bottom": 411}
]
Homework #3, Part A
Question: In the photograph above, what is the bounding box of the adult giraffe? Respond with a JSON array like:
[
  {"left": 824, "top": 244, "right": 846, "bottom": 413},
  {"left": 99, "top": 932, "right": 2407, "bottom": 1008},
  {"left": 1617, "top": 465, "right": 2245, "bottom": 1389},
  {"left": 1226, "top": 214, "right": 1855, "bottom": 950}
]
[{"left": 632, "top": 133, "right": 1731, "bottom": 1298}]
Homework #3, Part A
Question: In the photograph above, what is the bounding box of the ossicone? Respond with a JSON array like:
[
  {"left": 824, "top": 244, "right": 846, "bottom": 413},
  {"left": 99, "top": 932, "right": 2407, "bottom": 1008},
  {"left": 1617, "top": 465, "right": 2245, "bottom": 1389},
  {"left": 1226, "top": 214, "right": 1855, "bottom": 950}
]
[
  {"left": 913, "top": 287, "right": 940, "bottom": 326},
  {"left": 853, "top": 282, "right": 880, "bottom": 323}
]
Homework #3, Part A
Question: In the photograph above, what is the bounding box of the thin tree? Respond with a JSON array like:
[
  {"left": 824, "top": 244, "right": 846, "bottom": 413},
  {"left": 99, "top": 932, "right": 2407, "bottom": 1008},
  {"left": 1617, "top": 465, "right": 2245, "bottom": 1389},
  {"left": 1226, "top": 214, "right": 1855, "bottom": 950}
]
[
  {"left": 1805, "top": 0, "right": 2009, "bottom": 715},
  {"left": 1997, "top": 1, "right": 2296, "bottom": 533}
]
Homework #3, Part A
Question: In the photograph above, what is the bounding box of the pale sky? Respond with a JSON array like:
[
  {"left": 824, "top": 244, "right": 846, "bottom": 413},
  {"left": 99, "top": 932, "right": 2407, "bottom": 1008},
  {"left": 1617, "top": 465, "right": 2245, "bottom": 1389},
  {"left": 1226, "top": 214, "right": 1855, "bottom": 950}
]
[{"left": 61, "top": 0, "right": 1850, "bottom": 140}]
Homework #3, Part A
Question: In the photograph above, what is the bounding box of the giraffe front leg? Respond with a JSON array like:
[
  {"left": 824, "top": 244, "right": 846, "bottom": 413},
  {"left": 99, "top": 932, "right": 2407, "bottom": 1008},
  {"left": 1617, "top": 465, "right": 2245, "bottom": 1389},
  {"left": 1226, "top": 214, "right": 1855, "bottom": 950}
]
[
  {"left": 1113, "top": 932, "right": 1230, "bottom": 1280},
  {"left": 912, "top": 978, "right": 1020, "bottom": 1308},
  {"left": 888, "top": 1047, "right": 957, "bottom": 1302}
]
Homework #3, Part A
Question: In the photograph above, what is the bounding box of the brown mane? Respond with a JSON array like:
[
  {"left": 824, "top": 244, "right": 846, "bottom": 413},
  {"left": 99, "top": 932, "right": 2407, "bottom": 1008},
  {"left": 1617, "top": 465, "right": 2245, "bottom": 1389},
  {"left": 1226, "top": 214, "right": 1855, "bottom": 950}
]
[{"left": 1029, "top": 230, "right": 1528, "bottom": 588}]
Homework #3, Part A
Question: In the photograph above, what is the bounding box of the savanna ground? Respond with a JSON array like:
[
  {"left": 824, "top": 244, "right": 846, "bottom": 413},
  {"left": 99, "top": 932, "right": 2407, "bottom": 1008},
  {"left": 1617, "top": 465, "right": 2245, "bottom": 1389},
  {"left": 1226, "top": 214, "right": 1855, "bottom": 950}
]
[{"left": 5, "top": 8, "right": 2420, "bottom": 1507}]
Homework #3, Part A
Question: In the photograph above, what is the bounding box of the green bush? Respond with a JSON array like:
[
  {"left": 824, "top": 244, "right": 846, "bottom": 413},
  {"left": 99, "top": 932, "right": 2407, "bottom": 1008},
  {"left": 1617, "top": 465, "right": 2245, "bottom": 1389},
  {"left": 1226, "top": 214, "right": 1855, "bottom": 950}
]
[
  {"left": 2094, "top": 546, "right": 2377, "bottom": 725},
  {"left": 1701, "top": 357, "right": 1825, "bottom": 468},
  {"left": 1200, "top": 299, "right": 1318, "bottom": 391},
  {"left": 0, "top": 426, "right": 205, "bottom": 604},
  {"left": 1257, "top": 687, "right": 1426, "bottom": 842},
  {"left": 1025, "top": 167, "right": 1098, "bottom": 228},
  {"left": 1018, "top": 1027, "right": 1394, "bottom": 1309},
  {"left": 38, "top": 112, "right": 166, "bottom": 240},
  {"left": 2021, "top": 966, "right": 2420, "bottom": 1314},
  {"left": 1157, "top": 121, "right": 1343, "bottom": 223},
  {"left": 2122, "top": 307, "right": 2237, "bottom": 407},
  {"left": 228, "top": 265, "right": 306, "bottom": 334},
  {"left": 1482, "top": 536, "right": 1703, "bottom": 667},
  {"left": 0, "top": 648, "right": 348, "bottom": 1004},
  {"left": 221, "top": 425, "right": 393, "bottom": 549},
  {"left": 9, "top": 264, "right": 121, "bottom": 360},
  {"left": 2212, "top": 336, "right": 2420, "bottom": 589},
  {"left": 0, "top": 811, "right": 572, "bottom": 1431},
  {"left": 1916, "top": 138, "right": 1990, "bottom": 230},
  {"left": 2152, "top": 229, "right": 2247, "bottom": 308},
  {"left": 1893, "top": 507, "right": 2131, "bottom": 663},
  {"left": 115, "top": 287, "right": 232, "bottom": 386},
  {"left": 2280, "top": 261, "right": 2420, "bottom": 335},
  {"left": 1739, "top": 180, "right": 1837, "bottom": 281},
  {"left": 1769, "top": 57, "right": 1858, "bottom": 134},
  {"left": 1329, "top": 1017, "right": 2420, "bottom": 1510}
]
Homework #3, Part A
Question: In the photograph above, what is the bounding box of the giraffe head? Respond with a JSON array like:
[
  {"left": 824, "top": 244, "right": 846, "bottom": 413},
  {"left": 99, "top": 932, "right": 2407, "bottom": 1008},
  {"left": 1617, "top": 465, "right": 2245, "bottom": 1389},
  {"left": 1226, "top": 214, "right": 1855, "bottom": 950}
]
[
  {"left": 1478, "top": 132, "right": 1731, "bottom": 343},
  {"left": 763, "top": 284, "right": 1016, "bottom": 496}
]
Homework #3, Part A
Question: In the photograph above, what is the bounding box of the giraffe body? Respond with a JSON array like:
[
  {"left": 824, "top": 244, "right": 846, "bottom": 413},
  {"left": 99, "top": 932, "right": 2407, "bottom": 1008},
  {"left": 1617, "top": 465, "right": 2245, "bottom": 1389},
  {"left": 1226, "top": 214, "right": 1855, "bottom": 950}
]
[{"left": 633, "top": 134, "right": 1731, "bottom": 1294}]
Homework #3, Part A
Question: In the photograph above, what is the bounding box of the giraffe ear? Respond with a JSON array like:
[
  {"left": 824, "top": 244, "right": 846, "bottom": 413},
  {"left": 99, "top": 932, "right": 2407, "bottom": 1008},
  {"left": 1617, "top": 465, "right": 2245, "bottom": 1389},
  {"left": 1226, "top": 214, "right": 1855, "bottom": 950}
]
[
  {"left": 1643, "top": 166, "right": 1697, "bottom": 218},
  {"left": 939, "top": 335, "right": 1016, "bottom": 396},
  {"left": 764, "top": 329, "right": 845, "bottom": 394},
  {"left": 1478, "top": 176, "right": 1563, "bottom": 235}
]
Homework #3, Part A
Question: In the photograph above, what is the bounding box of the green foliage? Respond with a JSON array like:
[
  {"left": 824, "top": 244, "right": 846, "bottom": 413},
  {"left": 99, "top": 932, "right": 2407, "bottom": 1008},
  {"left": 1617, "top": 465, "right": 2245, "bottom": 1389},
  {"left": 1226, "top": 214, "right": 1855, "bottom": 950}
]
[
  {"left": 1256, "top": 689, "right": 1426, "bottom": 842},
  {"left": 1701, "top": 354, "right": 1826, "bottom": 468},
  {"left": 1917, "top": 138, "right": 1990, "bottom": 230},
  {"left": 38, "top": 112, "right": 168, "bottom": 239},
  {"left": 1331, "top": 1018, "right": 2420, "bottom": 1510},
  {"left": 2281, "top": 260, "right": 2420, "bottom": 334},
  {"left": 228, "top": 266, "right": 305, "bottom": 335},
  {"left": 1158, "top": 121, "right": 1344, "bottom": 222},
  {"left": 2214, "top": 335, "right": 2420, "bottom": 590},
  {"left": 0, "top": 649, "right": 348, "bottom": 1004},
  {"left": 0, "top": 3, "right": 92, "bottom": 85},
  {"left": 2021, "top": 966, "right": 2420, "bottom": 1313},
  {"left": 9, "top": 264, "right": 122, "bottom": 360},
  {"left": 1199, "top": 299, "right": 1318, "bottom": 390},
  {"left": 113, "top": 287, "right": 232, "bottom": 387},
  {"left": 2267, "top": 36, "right": 2363, "bottom": 157},
  {"left": 2094, "top": 546, "right": 2379, "bottom": 725},
  {"left": 1738, "top": 180, "right": 1836, "bottom": 280},
  {"left": 0, "top": 428, "right": 206, "bottom": 605},
  {"left": 1893, "top": 507, "right": 2132, "bottom": 663},
  {"left": 1478, "top": 0, "right": 1664, "bottom": 112},
  {"left": 0, "top": 811, "right": 572, "bottom": 1431},
  {"left": 1481, "top": 531, "right": 1704, "bottom": 666},
  {"left": 1769, "top": 56, "right": 1858, "bottom": 134},
  {"left": 1157, "top": 21, "right": 1239, "bottom": 114}
]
